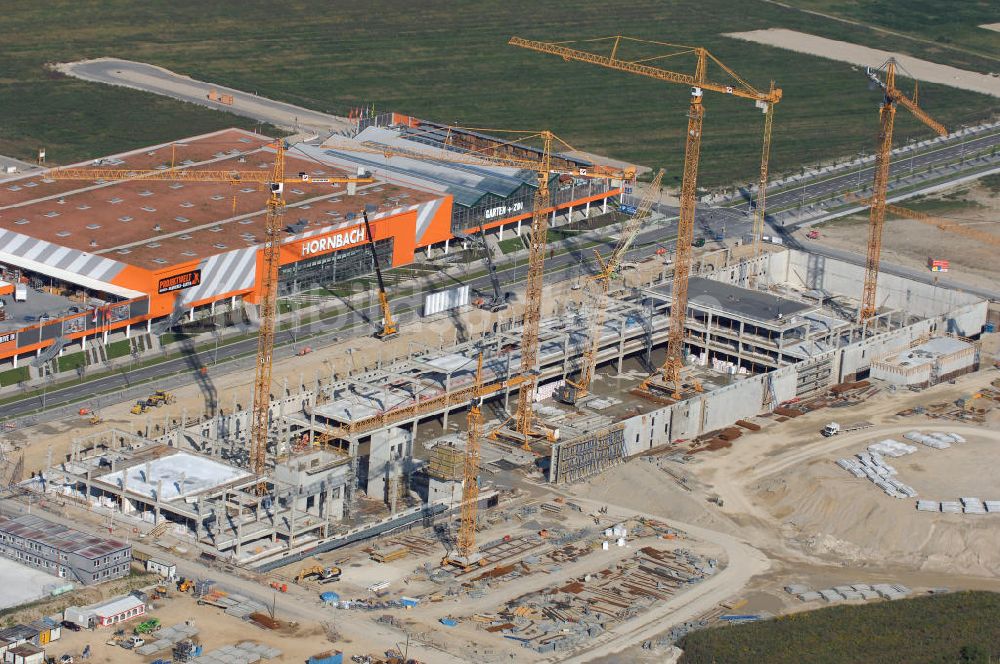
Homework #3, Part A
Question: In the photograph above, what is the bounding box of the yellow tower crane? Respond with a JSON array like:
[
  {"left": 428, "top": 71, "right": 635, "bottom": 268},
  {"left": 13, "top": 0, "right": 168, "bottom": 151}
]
[
  {"left": 859, "top": 60, "right": 946, "bottom": 326},
  {"left": 444, "top": 353, "right": 485, "bottom": 570},
  {"left": 47, "top": 142, "right": 373, "bottom": 483},
  {"left": 510, "top": 36, "right": 781, "bottom": 399},
  {"left": 323, "top": 128, "right": 633, "bottom": 447},
  {"left": 556, "top": 168, "right": 665, "bottom": 405}
]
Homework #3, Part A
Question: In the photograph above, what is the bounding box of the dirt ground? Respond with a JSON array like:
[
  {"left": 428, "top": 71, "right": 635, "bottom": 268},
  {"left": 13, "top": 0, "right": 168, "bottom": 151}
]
[
  {"left": 583, "top": 361, "right": 1000, "bottom": 661},
  {"left": 798, "top": 180, "right": 1000, "bottom": 292},
  {"left": 50, "top": 589, "right": 334, "bottom": 664},
  {"left": 725, "top": 29, "right": 1000, "bottom": 98}
]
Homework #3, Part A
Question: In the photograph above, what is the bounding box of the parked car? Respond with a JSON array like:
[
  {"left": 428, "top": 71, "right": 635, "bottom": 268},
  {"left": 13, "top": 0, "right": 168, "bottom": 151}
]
[{"left": 60, "top": 620, "right": 82, "bottom": 632}]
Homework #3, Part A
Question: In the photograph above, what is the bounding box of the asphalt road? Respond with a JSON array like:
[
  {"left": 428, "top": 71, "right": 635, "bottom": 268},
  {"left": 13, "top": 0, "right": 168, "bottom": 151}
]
[
  {"left": 57, "top": 58, "right": 353, "bottom": 135},
  {"left": 0, "top": 219, "right": 684, "bottom": 421},
  {"left": 761, "top": 128, "right": 1000, "bottom": 221}
]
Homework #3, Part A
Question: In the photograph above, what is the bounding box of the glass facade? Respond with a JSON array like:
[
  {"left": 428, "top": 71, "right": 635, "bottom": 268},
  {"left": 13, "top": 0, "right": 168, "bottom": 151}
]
[{"left": 278, "top": 238, "right": 393, "bottom": 294}]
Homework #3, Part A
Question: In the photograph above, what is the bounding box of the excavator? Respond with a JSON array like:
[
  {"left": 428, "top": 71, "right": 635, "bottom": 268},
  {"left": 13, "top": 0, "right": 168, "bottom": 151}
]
[
  {"left": 295, "top": 564, "right": 342, "bottom": 584},
  {"left": 361, "top": 208, "right": 398, "bottom": 339}
]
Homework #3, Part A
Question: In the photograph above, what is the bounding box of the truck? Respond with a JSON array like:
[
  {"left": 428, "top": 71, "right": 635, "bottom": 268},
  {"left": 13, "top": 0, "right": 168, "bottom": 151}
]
[{"left": 821, "top": 421, "right": 874, "bottom": 437}]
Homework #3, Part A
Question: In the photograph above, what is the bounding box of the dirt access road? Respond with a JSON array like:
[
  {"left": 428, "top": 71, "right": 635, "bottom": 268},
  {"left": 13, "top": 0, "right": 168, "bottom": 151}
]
[
  {"left": 55, "top": 58, "right": 354, "bottom": 135},
  {"left": 726, "top": 29, "right": 1000, "bottom": 98},
  {"left": 536, "top": 495, "right": 769, "bottom": 663}
]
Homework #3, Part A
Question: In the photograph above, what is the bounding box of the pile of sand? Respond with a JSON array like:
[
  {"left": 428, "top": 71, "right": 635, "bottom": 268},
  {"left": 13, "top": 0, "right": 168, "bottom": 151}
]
[{"left": 752, "top": 453, "right": 1000, "bottom": 577}]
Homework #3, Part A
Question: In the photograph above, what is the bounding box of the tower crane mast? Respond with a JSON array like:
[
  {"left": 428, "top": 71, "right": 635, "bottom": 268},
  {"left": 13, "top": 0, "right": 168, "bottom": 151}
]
[
  {"left": 510, "top": 36, "right": 781, "bottom": 398},
  {"left": 445, "top": 353, "right": 485, "bottom": 570},
  {"left": 47, "top": 143, "right": 373, "bottom": 485},
  {"left": 860, "top": 60, "right": 946, "bottom": 325},
  {"left": 325, "top": 128, "right": 633, "bottom": 445},
  {"left": 556, "top": 169, "right": 665, "bottom": 405}
]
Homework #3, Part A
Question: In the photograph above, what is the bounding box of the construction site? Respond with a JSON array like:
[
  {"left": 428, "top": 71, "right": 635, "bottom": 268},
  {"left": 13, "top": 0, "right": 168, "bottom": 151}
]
[{"left": 1, "top": 33, "right": 999, "bottom": 664}]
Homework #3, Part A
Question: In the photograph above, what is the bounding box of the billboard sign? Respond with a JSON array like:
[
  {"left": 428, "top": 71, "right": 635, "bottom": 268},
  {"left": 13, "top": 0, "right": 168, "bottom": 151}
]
[{"left": 158, "top": 269, "right": 202, "bottom": 294}]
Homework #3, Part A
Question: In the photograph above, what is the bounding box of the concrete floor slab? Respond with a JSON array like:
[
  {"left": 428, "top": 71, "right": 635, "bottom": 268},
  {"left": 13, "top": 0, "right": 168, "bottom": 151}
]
[{"left": 98, "top": 451, "right": 250, "bottom": 500}]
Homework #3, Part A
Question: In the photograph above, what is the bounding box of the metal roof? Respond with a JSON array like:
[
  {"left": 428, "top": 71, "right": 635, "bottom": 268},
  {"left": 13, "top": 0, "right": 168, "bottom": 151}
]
[
  {"left": 0, "top": 513, "right": 128, "bottom": 559},
  {"left": 318, "top": 126, "right": 538, "bottom": 208}
]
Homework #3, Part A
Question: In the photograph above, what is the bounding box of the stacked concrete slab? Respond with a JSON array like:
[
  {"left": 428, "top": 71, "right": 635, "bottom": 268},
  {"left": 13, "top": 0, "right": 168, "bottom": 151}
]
[
  {"left": 135, "top": 622, "right": 199, "bottom": 656},
  {"left": 195, "top": 642, "right": 282, "bottom": 664}
]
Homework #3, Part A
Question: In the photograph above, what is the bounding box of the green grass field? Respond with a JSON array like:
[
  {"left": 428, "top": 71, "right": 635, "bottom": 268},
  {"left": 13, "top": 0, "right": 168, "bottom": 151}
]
[
  {"left": 1, "top": 1, "right": 998, "bottom": 187},
  {"left": 679, "top": 591, "right": 1000, "bottom": 664}
]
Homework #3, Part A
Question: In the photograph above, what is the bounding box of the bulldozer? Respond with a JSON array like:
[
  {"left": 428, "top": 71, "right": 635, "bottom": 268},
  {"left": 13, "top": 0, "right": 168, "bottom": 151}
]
[
  {"left": 130, "top": 400, "right": 150, "bottom": 415},
  {"left": 148, "top": 390, "right": 176, "bottom": 407},
  {"left": 176, "top": 577, "right": 194, "bottom": 593}
]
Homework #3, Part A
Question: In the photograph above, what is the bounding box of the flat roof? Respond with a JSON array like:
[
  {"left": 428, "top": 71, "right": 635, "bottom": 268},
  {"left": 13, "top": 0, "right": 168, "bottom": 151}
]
[
  {"left": 649, "top": 277, "right": 813, "bottom": 324},
  {"left": 0, "top": 128, "right": 437, "bottom": 272},
  {"left": 91, "top": 594, "right": 144, "bottom": 617},
  {"left": 880, "top": 335, "right": 972, "bottom": 368},
  {"left": 0, "top": 513, "right": 128, "bottom": 559},
  {"left": 98, "top": 451, "right": 251, "bottom": 501}
]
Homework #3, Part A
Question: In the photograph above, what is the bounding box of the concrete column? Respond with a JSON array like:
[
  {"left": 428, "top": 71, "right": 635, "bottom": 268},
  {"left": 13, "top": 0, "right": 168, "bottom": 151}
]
[
  {"left": 146, "top": 319, "right": 151, "bottom": 334},
  {"left": 585, "top": 200, "right": 590, "bottom": 218},
  {"left": 515, "top": 219, "right": 521, "bottom": 236},
  {"left": 443, "top": 373, "right": 452, "bottom": 430},
  {"left": 602, "top": 197, "right": 608, "bottom": 214},
  {"left": 561, "top": 333, "right": 570, "bottom": 377},
  {"left": 125, "top": 324, "right": 131, "bottom": 339},
  {"left": 12, "top": 354, "right": 16, "bottom": 369},
  {"left": 210, "top": 300, "right": 216, "bottom": 315},
  {"left": 189, "top": 308, "right": 195, "bottom": 322},
  {"left": 617, "top": 319, "right": 626, "bottom": 374},
  {"left": 103, "top": 330, "right": 108, "bottom": 344},
  {"left": 498, "top": 223, "right": 504, "bottom": 240},
  {"left": 444, "top": 239, "right": 450, "bottom": 254},
  {"left": 81, "top": 335, "right": 87, "bottom": 352},
  {"left": 235, "top": 517, "right": 243, "bottom": 557},
  {"left": 155, "top": 480, "right": 163, "bottom": 524},
  {"left": 231, "top": 295, "right": 237, "bottom": 309}
]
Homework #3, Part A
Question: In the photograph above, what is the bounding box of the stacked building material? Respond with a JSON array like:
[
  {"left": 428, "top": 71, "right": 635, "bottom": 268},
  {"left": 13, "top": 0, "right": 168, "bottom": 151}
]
[
  {"left": 796, "top": 582, "right": 911, "bottom": 603},
  {"left": 961, "top": 497, "right": 986, "bottom": 514},
  {"left": 867, "top": 439, "right": 917, "bottom": 457},
  {"left": 834, "top": 452, "right": 916, "bottom": 498},
  {"left": 134, "top": 622, "right": 199, "bottom": 656}
]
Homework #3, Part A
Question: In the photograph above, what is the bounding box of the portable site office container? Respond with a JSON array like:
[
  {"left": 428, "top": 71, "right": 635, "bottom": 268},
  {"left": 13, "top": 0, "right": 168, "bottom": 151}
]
[{"left": 146, "top": 559, "right": 176, "bottom": 579}]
